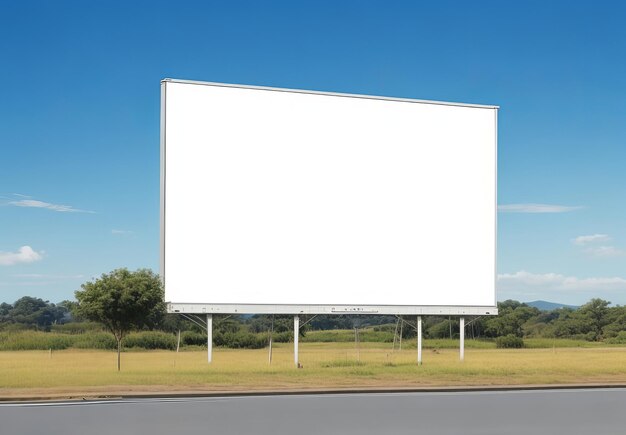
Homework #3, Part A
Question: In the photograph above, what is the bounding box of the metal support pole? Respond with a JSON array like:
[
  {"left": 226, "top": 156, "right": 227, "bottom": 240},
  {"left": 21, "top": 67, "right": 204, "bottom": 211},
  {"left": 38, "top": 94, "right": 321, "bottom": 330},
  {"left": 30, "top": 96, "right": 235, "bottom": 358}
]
[
  {"left": 417, "top": 316, "right": 422, "bottom": 365},
  {"left": 206, "top": 313, "right": 213, "bottom": 364},
  {"left": 459, "top": 316, "right": 465, "bottom": 362},
  {"left": 294, "top": 315, "right": 300, "bottom": 367}
]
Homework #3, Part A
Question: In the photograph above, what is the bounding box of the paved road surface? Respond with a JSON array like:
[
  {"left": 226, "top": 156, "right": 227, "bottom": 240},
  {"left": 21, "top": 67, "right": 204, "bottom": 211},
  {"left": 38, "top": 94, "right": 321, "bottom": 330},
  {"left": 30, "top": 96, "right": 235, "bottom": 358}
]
[{"left": 1, "top": 389, "right": 625, "bottom": 435}]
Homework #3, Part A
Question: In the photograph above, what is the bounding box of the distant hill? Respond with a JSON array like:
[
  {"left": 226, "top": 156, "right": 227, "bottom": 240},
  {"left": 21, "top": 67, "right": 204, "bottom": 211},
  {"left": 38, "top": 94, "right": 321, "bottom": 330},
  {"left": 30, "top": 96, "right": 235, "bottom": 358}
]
[{"left": 525, "top": 300, "right": 579, "bottom": 311}]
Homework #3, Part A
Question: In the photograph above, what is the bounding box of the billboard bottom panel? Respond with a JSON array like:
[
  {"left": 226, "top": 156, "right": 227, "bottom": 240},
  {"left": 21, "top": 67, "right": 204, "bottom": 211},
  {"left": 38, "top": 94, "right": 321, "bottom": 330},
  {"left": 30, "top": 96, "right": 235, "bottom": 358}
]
[{"left": 167, "top": 303, "right": 498, "bottom": 316}]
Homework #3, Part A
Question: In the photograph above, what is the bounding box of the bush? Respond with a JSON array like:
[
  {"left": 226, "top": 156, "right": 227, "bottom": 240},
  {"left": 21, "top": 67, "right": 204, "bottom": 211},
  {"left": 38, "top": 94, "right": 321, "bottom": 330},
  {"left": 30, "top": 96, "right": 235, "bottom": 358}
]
[
  {"left": 181, "top": 331, "right": 207, "bottom": 346},
  {"left": 73, "top": 332, "right": 117, "bottom": 349},
  {"left": 272, "top": 331, "right": 292, "bottom": 343},
  {"left": 427, "top": 319, "right": 459, "bottom": 339},
  {"left": 579, "top": 332, "right": 598, "bottom": 342},
  {"left": 123, "top": 331, "right": 176, "bottom": 350},
  {"left": 0, "top": 331, "right": 74, "bottom": 350},
  {"left": 302, "top": 328, "right": 394, "bottom": 343},
  {"left": 372, "top": 324, "right": 396, "bottom": 333},
  {"left": 214, "top": 331, "right": 267, "bottom": 349},
  {"left": 51, "top": 322, "right": 103, "bottom": 334},
  {"left": 605, "top": 331, "right": 626, "bottom": 344},
  {"left": 495, "top": 334, "right": 524, "bottom": 349},
  {"left": 0, "top": 323, "right": 30, "bottom": 332}
]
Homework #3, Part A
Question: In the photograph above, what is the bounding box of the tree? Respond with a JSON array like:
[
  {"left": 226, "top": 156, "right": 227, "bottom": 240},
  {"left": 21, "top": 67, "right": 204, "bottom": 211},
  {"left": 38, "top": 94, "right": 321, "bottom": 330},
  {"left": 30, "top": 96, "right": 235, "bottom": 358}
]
[
  {"left": 58, "top": 299, "right": 82, "bottom": 321},
  {"left": 1, "top": 297, "right": 68, "bottom": 330},
  {"left": 579, "top": 298, "right": 611, "bottom": 340},
  {"left": 603, "top": 306, "right": 626, "bottom": 338},
  {"left": 484, "top": 301, "right": 539, "bottom": 338},
  {"left": 75, "top": 268, "right": 165, "bottom": 370}
]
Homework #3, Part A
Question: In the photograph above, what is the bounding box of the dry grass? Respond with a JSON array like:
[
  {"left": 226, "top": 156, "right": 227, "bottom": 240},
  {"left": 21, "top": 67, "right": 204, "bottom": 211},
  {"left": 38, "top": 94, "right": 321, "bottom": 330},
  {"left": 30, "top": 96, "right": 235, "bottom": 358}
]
[{"left": 2, "top": 343, "right": 626, "bottom": 397}]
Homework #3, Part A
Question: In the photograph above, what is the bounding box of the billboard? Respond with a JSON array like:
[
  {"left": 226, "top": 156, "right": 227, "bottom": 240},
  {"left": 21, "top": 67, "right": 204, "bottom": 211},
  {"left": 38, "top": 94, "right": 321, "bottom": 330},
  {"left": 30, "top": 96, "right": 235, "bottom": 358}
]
[{"left": 161, "top": 79, "right": 498, "bottom": 315}]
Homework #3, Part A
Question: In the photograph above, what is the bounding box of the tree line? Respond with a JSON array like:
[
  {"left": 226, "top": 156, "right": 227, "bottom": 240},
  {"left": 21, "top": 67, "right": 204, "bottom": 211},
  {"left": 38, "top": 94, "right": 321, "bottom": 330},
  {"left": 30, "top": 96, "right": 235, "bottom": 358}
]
[
  {"left": 2, "top": 295, "right": 626, "bottom": 344},
  {"left": 3, "top": 268, "right": 626, "bottom": 346},
  {"left": 7, "top": 267, "right": 625, "bottom": 370}
]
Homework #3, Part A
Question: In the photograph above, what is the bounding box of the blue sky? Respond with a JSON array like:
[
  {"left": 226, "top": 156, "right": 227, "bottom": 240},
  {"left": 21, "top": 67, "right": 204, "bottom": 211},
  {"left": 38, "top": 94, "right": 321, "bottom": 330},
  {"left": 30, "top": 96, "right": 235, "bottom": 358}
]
[{"left": 1, "top": 0, "right": 625, "bottom": 305}]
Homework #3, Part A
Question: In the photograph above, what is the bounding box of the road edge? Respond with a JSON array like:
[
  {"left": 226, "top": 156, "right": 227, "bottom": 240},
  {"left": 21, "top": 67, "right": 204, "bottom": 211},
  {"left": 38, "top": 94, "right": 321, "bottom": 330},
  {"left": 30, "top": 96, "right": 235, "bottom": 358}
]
[{"left": 2, "top": 383, "right": 626, "bottom": 403}]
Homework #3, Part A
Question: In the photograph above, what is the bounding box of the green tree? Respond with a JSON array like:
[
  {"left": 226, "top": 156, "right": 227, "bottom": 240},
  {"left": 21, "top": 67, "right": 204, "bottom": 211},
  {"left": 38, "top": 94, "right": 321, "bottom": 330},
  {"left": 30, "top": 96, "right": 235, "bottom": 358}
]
[
  {"left": 579, "top": 298, "right": 611, "bottom": 340},
  {"left": 603, "top": 306, "right": 626, "bottom": 338},
  {"left": 75, "top": 268, "right": 165, "bottom": 370},
  {"left": 484, "top": 301, "right": 540, "bottom": 338},
  {"left": 3, "top": 296, "right": 67, "bottom": 330},
  {"left": 58, "top": 299, "right": 82, "bottom": 321},
  {"left": 548, "top": 308, "right": 589, "bottom": 339}
]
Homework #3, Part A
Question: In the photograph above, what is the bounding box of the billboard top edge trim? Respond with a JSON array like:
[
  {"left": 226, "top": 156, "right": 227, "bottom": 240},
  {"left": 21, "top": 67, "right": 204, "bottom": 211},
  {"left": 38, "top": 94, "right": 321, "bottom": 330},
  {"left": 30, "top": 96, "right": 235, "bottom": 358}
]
[{"left": 161, "top": 78, "right": 500, "bottom": 110}]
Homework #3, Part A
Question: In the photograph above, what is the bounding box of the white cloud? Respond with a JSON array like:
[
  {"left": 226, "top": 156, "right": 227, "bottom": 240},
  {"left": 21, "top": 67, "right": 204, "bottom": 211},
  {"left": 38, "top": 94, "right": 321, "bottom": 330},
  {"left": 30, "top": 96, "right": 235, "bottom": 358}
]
[
  {"left": 498, "top": 270, "right": 626, "bottom": 294},
  {"left": 0, "top": 246, "right": 44, "bottom": 266},
  {"left": 572, "top": 234, "right": 611, "bottom": 245},
  {"left": 498, "top": 203, "right": 583, "bottom": 213},
  {"left": 571, "top": 234, "right": 623, "bottom": 258},
  {"left": 8, "top": 199, "right": 95, "bottom": 213}
]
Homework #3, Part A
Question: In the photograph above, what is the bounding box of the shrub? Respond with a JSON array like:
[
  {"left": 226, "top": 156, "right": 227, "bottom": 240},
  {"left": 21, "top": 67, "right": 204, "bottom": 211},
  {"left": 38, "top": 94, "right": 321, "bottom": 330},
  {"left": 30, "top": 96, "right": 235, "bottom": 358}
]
[
  {"left": 181, "top": 331, "right": 207, "bottom": 347},
  {"left": 372, "top": 324, "right": 396, "bottom": 333},
  {"left": 51, "top": 322, "right": 103, "bottom": 334},
  {"left": 272, "top": 331, "right": 292, "bottom": 343},
  {"left": 214, "top": 331, "right": 267, "bottom": 349},
  {"left": 123, "top": 331, "right": 176, "bottom": 350},
  {"left": 302, "top": 329, "right": 394, "bottom": 343},
  {"left": 605, "top": 331, "right": 626, "bottom": 344},
  {"left": 0, "top": 331, "right": 73, "bottom": 350},
  {"left": 73, "top": 332, "right": 117, "bottom": 349},
  {"left": 495, "top": 334, "right": 524, "bottom": 349},
  {"left": 0, "top": 323, "right": 30, "bottom": 332}
]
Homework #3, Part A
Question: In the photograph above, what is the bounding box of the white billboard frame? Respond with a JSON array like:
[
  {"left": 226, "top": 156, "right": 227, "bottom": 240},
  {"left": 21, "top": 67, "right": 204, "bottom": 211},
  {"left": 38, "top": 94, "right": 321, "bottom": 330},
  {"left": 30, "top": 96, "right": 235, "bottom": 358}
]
[{"left": 161, "top": 78, "right": 498, "bottom": 316}]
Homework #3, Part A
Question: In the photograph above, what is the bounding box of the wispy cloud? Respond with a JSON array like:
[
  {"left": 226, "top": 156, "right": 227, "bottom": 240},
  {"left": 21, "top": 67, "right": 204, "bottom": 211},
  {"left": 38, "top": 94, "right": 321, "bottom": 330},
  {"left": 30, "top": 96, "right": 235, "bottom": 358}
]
[
  {"left": 498, "top": 270, "right": 626, "bottom": 294},
  {"left": 571, "top": 234, "right": 623, "bottom": 257},
  {"left": 0, "top": 281, "right": 51, "bottom": 287},
  {"left": 0, "top": 246, "right": 43, "bottom": 266},
  {"left": 11, "top": 273, "right": 84, "bottom": 279},
  {"left": 8, "top": 199, "right": 95, "bottom": 213},
  {"left": 572, "top": 234, "right": 611, "bottom": 245},
  {"left": 585, "top": 246, "right": 625, "bottom": 258},
  {"left": 498, "top": 203, "right": 583, "bottom": 213},
  {"left": 111, "top": 229, "right": 134, "bottom": 235},
  {"left": 0, "top": 273, "right": 85, "bottom": 289}
]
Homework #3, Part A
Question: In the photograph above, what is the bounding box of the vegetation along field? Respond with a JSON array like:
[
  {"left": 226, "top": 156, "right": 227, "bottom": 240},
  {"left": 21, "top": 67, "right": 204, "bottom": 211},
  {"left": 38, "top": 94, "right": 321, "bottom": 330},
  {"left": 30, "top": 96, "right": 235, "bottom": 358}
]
[{"left": 3, "top": 288, "right": 626, "bottom": 397}]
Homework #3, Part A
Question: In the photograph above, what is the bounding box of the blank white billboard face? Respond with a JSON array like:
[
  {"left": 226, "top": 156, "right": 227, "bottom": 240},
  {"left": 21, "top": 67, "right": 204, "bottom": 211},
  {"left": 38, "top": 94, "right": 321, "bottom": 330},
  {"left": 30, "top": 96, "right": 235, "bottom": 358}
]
[{"left": 162, "top": 80, "right": 497, "bottom": 312}]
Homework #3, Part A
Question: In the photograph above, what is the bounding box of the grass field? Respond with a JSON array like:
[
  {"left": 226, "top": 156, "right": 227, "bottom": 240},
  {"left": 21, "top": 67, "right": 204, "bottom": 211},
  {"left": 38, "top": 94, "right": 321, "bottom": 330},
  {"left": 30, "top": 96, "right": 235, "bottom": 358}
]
[{"left": 2, "top": 342, "right": 626, "bottom": 398}]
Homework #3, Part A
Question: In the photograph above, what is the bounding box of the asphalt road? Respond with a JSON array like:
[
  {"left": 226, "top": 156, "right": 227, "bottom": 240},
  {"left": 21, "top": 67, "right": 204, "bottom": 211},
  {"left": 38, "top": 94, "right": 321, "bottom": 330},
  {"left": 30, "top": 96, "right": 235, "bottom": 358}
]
[{"left": 1, "top": 389, "right": 625, "bottom": 435}]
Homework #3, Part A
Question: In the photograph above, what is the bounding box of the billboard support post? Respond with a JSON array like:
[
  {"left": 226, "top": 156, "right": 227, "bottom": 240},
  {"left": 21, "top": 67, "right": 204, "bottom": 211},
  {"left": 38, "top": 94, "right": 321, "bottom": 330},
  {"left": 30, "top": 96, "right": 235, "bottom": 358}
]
[
  {"left": 294, "top": 315, "right": 300, "bottom": 368},
  {"left": 207, "top": 313, "right": 213, "bottom": 364},
  {"left": 460, "top": 317, "right": 465, "bottom": 361},
  {"left": 417, "top": 316, "right": 422, "bottom": 365}
]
